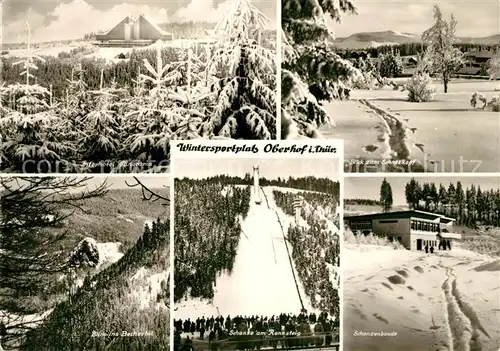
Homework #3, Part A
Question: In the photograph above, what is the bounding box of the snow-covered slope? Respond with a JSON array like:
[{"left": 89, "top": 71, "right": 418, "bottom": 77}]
[
  {"left": 175, "top": 186, "right": 312, "bottom": 318},
  {"left": 95, "top": 242, "right": 123, "bottom": 269}
]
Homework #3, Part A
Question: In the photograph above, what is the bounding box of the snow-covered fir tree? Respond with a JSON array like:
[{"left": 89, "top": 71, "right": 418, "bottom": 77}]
[
  {"left": 379, "top": 51, "right": 404, "bottom": 78},
  {"left": 78, "top": 89, "right": 121, "bottom": 167},
  {"left": 168, "top": 48, "right": 213, "bottom": 140},
  {"left": 200, "top": 0, "right": 277, "bottom": 140},
  {"left": 487, "top": 48, "right": 500, "bottom": 89},
  {"left": 0, "top": 23, "right": 71, "bottom": 172},
  {"left": 422, "top": 5, "right": 464, "bottom": 93},
  {"left": 281, "top": 0, "right": 361, "bottom": 139},
  {"left": 124, "top": 42, "right": 187, "bottom": 164}
]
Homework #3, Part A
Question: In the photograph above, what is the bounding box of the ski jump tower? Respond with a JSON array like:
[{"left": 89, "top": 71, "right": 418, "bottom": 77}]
[
  {"left": 293, "top": 196, "right": 303, "bottom": 225},
  {"left": 253, "top": 165, "right": 262, "bottom": 205}
]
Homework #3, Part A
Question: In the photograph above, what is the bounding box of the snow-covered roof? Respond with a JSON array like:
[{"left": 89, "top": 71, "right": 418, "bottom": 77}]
[
  {"left": 99, "top": 15, "right": 130, "bottom": 36},
  {"left": 97, "top": 14, "right": 172, "bottom": 37}
]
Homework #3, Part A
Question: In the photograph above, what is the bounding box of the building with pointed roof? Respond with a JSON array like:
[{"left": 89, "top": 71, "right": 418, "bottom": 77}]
[{"left": 96, "top": 14, "right": 174, "bottom": 46}]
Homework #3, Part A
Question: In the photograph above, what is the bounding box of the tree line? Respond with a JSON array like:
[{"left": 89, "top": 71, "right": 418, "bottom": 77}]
[
  {"left": 178, "top": 174, "right": 340, "bottom": 197},
  {"left": 405, "top": 178, "right": 500, "bottom": 227},
  {"left": 336, "top": 42, "right": 496, "bottom": 59},
  {"left": 345, "top": 199, "right": 381, "bottom": 206}
]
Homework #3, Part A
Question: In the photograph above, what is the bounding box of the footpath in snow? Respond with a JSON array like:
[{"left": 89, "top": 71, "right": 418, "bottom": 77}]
[
  {"left": 175, "top": 186, "right": 311, "bottom": 319},
  {"left": 343, "top": 244, "right": 500, "bottom": 351}
]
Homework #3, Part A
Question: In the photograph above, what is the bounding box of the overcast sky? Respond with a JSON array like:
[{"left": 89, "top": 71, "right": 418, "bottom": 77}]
[
  {"left": 175, "top": 158, "right": 340, "bottom": 181},
  {"left": 345, "top": 177, "right": 500, "bottom": 206},
  {"left": 330, "top": 0, "right": 499, "bottom": 38},
  {"left": 2, "top": 0, "right": 276, "bottom": 43}
]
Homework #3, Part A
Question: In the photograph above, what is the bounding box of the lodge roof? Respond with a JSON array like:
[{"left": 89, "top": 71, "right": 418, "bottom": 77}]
[
  {"left": 344, "top": 210, "right": 456, "bottom": 222},
  {"left": 99, "top": 14, "right": 171, "bottom": 37}
]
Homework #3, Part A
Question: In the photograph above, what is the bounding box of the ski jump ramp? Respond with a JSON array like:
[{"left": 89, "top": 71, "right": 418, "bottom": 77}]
[{"left": 175, "top": 186, "right": 312, "bottom": 319}]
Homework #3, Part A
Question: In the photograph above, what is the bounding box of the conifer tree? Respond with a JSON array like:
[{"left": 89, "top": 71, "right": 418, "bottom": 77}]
[
  {"left": 78, "top": 89, "right": 121, "bottom": 166},
  {"left": 281, "top": 0, "right": 361, "bottom": 139},
  {"left": 125, "top": 42, "right": 183, "bottom": 164},
  {"left": 379, "top": 51, "right": 404, "bottom": 78},
  {"left": 422, "top": 5, "right": 464, "bottom": 93},
  {"left": 380, "top": 178, "right": 393, "bottom": 213},
  {"left": 0, "top": 22, "right": 70, "bottom": 172}
]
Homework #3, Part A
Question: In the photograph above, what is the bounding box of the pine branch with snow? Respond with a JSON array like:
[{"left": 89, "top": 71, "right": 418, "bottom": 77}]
[
  {"left": 422, "top": 5, "right": 465, "bottom": 93},
  {"left": 201, "top": 0, "right": 277, "bottom": 139},
  {"left": 487, "top": 49, "right": 500, "bottom": 85},
  {"left": 282, "top": 0, "right": 360, "bottom": 139}
]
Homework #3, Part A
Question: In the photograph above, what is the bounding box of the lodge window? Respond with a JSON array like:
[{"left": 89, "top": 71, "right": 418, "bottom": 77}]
[
  {"left": 351, "top": 221, "right": 371, "bottom": 230},
  {"left": 412, "top": 220, "right": 440, "bottom": 232},
  {"left": 379, "top": 220, "right": 398, "bottom": 224}
]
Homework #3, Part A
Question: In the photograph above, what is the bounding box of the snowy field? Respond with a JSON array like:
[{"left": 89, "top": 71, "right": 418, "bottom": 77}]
[
  {"left": 175, "top": 186, "right": 314, "bottom": 319},
  {"left": 3, "top": 39, "right": 214, "bottom": 62},
  {"left": 324, "top": 80, "right": 500, "bottom": 173},
  {"left": 343, "top": 243, "right": 500, "bottom": 351},
  {"left": 129, "top": 267, "right": 169, "bottom": 310}
]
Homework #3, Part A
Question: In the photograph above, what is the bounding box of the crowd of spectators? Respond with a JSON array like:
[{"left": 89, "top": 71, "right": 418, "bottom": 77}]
[{"left": 174, "top": 312, "right": 339, "bottom": 350}]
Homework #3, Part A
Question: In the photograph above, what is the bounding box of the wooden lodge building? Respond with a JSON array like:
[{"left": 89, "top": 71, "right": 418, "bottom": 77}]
[
  {"left": 95, "top": 14, "right": 174, "bottom": 47},
  {"left": 345, "top": 210, "right": 462, "bottom": 251}
]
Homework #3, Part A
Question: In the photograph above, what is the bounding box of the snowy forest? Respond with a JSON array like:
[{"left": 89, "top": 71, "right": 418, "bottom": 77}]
[
  {"left": 174, "top": 178, "right": 251, "bottom": 302},
  {"left": 281, "top": 0, "right": 360, "bottom": 139},
  {"left": 273, "top": 190, "right": 340, "bottom": 319},
  {"left": 0, "top": 177, "right": 170, "bottom": 350},
  {"left": 405, "top": 178, "right": 500, "bottom": 228},
  {"left": 0, "top": 0, "right": 277, "bottom": 173}
]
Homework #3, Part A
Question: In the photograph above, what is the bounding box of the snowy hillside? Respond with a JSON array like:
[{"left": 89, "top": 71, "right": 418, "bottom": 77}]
[
  {"left": 343, "top": 243, "right": 500, "bottom": 351},
  {"left": 24, "top": 219, "right": 170, "bottom": 350}
]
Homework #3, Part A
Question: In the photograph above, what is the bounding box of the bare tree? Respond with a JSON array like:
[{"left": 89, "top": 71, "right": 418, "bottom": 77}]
[
  {"left": 0, "top": 177, "right": 108, "bottom": 349},
  {"left": 125, "top": 176, "right": 170, "bottom": 205},
  {"left": 422, "top": 5, "right": 464, "bottom": 93}
]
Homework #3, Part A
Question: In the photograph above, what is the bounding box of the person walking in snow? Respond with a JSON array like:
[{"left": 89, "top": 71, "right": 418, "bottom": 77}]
[
  {"left": 425, "top": 245, "right": 428, "bottom": 253},
  {"left": 430, "top": 246, "right": 434, "bottom": 254}
]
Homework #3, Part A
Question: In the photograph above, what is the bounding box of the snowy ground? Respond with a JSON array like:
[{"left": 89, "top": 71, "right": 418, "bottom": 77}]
[
  {"left": 4, "top": 39, "right": 214, "bottom": 63},
  {"left": 324, "top": 80, "right": 500, "bottom": 172},
  {"left": 175, "top": 186, "right": 314, "bottom": 319},
  {"left": 95, "top": 241, "right": 124, "bottom": 270},
  {"left": 343, "top": 243, "right": 500, "bottom": 351},
  {"left": 129, "top": 267, "right": 168, "bottom": 310}
]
